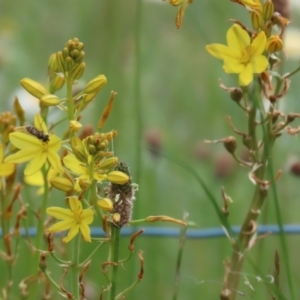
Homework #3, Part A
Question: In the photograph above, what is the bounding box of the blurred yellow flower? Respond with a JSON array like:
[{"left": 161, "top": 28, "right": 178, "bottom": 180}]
[
  {"left": 24, "top": 168, "right": 58, "bottom": 195},
  {"left": 206, "top": 24, "right": 268, "bottom": 86},
  {"left": 232, "top": 0, "right": 262, "bottom": 13},
  {"left": 46, "top": 196, "right": 94, "bottom": 243},
  {"left": 0, "top": 144, "right": 15, "bottom": 190},
  {"left": 63, "top": 153, "right": 129, "bottom": 191},
  {"left": 4, "top": 115, "right": 63, "bottom": 176}
]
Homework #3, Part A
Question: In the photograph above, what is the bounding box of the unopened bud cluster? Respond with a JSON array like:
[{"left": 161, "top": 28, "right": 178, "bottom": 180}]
[
  {"left": 83, "top": 131, "right": 117, "bottom": 163},
  {"left": 52, "top": 38, "right": 85, "bottom": 75}
]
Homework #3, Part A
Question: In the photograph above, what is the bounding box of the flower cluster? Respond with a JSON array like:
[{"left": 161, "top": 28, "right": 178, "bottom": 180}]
[
  {"left": 2, "top": 38, "right": 131, "bottom": 244},
  {"left": 206, "top": 0, "right": 289, "bottom": 87}
]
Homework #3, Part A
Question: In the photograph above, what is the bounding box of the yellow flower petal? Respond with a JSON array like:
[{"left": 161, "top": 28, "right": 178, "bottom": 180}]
[
  {"left": 251, "top": 31, "right": 267, "bottom": 55},
  {"left": 34, "top": 114, "right": 48, "bottom": 133},
  {"left": 206, "top": 44, "right": 238, "bottom": 61},
  {"left": 47, "top": 135, "right": 62, "bottom": 152},
  {"left": 24, "top": 152, "right": 47, "bottom": 176},
  {"left": 63, "top": 154, "right": 87, "bottom": 175},
  {"left": 250, "top": 55, "right": 269, "bottom": 73},
  {"left": 9, "top": 132, "right": 41, "bottom": 150},
  {"left": 227, "top": 24, "right": 250, "bottom": 51},
  {"left": 0, "top": 163, "right": 15, "bottom": 176},
  {"left": 47, "top": 151, "right": 64, "bottom": 173},
  {"left": 239, "top": 63, "right": 253, "bottom": 86},
  {"left": 24, "top": 169, "right": 44, "bottom": 186},
  {"left": 46, "top": 207, "right": 74, "bottom": 219},
  {"left": 81, "top": 209, "right": 94, "bottom": 224},
  {"left": 223, "top": 57, "right": 244, "bottom": 73},
  {"left": 79, "top": 222, "right": 92, "bottom": 242},
  {"left": 48, "top": 219, "right": 74, "bottom": 232},
  {"left": 63, "top": 224, "right": 79, "bottom": 243},
  {"left": 5, "top": 149, "right": 37, "bottom": 164},
  {"left": 69, "top": 197, "right": 82, "bottom": 212}
]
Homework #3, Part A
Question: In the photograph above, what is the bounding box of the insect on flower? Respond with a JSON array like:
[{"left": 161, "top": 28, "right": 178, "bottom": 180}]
[{"left": 26, "top": 125, "right": 50, "bottom": 143}]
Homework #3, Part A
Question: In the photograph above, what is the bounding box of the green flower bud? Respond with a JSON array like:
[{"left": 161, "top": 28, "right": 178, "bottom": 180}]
[
  {"left": 98, "top": 157, "right": 119, "bottom": 170},
  {"left": 70, "top": 62, "right": 85, "bottom": 80},
  {"left": 50, "top": 177, "right": 73, "bottom": 192},
  {"left": 70, "top": 136, "right": 88, "bottom": 163},
  {"left": 65, "top": 56, "right": 75, "bottom": 71},
  {"left": 56, "top": 51, "right": 66, "bottom": 72},
  {"left": 250, "top": 11, "right": 263, "bottom": 30},
  {"left": 13, "top": 97, "right": 25, "bottom": 126},
  {"left": 51, "top": 74, "right": 65, "bottom": 91},
  {"left": 20, "top": 78, "right": 48, "bottom": 99},
  {"left": 84, "top": 75, "right": 107, "bottom": 94},
  {"left": 40, "top": 94, "right": 60, "bottom": 107},
  {"left": 263, "top": 0, "right": 274, "bottom": 21}
]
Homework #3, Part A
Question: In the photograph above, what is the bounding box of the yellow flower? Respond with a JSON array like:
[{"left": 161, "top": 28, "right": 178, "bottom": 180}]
[
  {"left": 0, "top": 144, "right": 15, "bottom": 190},
  {"left": 46, "top": 196, "right": 94, "bottom": 243},
  {"left": 4, "top": 115, "right": 63, "bottom": 176},
  {"left": 206, "top": 24, "right": 268, "bottom": 86},
  {"left": 24, "top": 168, "right": 58, "bottom": 195},
  {"left": 63, "top": 153, "right": 106, "bottom": 191}
]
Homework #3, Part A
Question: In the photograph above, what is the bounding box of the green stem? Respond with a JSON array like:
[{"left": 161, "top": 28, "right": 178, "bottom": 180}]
[
  {"left": 133, "top": 0, "right": 142, "bottom": 219},
  {"left": 172, "top": 213, "right": 188, "bottom": 300},
  {"left": 30, "top": 165, "right": 49, "bottom": 298},
  {"left": 109, "top": 226, "right": 121, "bottom": 300},
  {"left": 34, "top": 167, "right": 49, "bottom": 255},
  {"left": 224, "top": 84, "right": 275, "bottom": 300},
  {"left": 66, "top": 76, "right": 75, "bottom": 123},
  {"left": 71, "top": 234, "right": 81, "bottom": 300}
]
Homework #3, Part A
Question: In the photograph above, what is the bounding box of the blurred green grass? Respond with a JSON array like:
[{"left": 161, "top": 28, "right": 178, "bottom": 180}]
[{"left": 1, "top": 0, "right": 300, "bottom": 299}]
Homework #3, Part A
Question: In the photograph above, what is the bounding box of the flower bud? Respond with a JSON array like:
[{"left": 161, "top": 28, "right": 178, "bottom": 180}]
[
  {"left": 84, "top": 75, "right": 107, "bottom": 94},
  {"left": 69, "top": 120, "right": 82, "bottom": 133},
  {"left": 70, "top": 137, "right": 88, "bottom": 163},
  {"left": 266, "top": 35, "right": 283, "bottom": 53},
  {"left": 97, "top": 198, "right": 113, "bottom": 212},
  {"left": 40, "top": 94, "right": 60, "bottom": 107},
  {"left": 13, "top": 97, "right": 25, "bottom": 126},
  {"left": 263, "top": 0, "right": 274, "bottom": 21},
  {"left": 66, "top": 56, "right": 76, "bottom": 71},
  {"left": 70, "top": 62, "right": 85, "bottom": 80},
  {"left": 20, "top": 78, "right": 48, "bottom": 99},
  {"left": 51, "top": 74, "right": 65, "bottom": 91},
  {"left": 250, "top": 11, "right": 263, "bottom": 30},
  {"left": 50, "top": 177, "right": 73, "bottom": 192},
  {"left": 48, "top": 53, "right": 58, "bottom": 73},
  {"left": 56, "top": 51, "right": 66, "bottom": 73},
  {"left": 78, "top": 177, "right": 92, "bottom": 190},
  {"left": 99, "top": 157, "right": 119, "bottom": 170},
  {"left": 107, "top": 171, "right": 129, "bottom": 185}
]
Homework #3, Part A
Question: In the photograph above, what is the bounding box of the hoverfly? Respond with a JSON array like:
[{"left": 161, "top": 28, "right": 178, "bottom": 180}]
[{"left": 25, "top": 125, "right": 50, "bottom": 143}]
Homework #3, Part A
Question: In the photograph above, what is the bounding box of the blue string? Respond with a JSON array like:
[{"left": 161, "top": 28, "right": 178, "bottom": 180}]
[{"left": 3, "top": 224, "right": 300, "bottom": 239}]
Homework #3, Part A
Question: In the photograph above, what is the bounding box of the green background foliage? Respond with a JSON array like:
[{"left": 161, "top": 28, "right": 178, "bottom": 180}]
[{"left": 1, "top": 0, "right": 300, "bottom": 299}]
